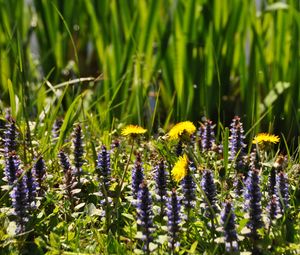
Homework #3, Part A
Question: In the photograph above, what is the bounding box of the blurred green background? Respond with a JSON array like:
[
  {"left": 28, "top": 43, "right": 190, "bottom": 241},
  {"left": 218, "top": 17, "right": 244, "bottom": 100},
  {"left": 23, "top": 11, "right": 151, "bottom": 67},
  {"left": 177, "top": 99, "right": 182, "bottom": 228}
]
[{"left": 0, "top": 0, "right": 299, "bottom": 145}]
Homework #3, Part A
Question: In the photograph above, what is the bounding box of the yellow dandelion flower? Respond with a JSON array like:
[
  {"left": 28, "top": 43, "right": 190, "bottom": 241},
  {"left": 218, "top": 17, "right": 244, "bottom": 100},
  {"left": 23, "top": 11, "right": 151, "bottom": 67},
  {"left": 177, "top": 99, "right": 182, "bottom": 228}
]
[
  {"left": 171, "top": 154, "right": 189, "bottom": 182},
  {"left": 121, "top": 125, "right": 147, "bottom": 137},
  {"left": 253, "top": 133, "right": 280, "bottom": 145},
  {"left": 168, "top": 121, "right": 196, "bottom": 140}
]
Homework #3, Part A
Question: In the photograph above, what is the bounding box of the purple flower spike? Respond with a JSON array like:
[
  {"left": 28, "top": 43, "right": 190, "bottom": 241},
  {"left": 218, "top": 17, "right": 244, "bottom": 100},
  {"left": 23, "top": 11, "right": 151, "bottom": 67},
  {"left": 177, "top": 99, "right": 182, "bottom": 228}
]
[
  {"left": 11, "top": 170, "right": 28, "bottom": 234},
  {"left": 137, "top": 182, "right": 154, "bottom": 253},
  {"left": 244, "top": 169, "right": 263, "bottom": 239},
  {"left": 229, "top": 116, "right": 246, "bottom": 169},
  {"left": 167, "top": 189, "right": 181, "bottom": 251},
  {"left": 96, "top": 145, "right": 111, "bottom": 206},
  {"left": 132, "top": 153, "right": 144, "bottom": 200},
  {"left": 201, "top": 119, "right": 215, "bottom": 151},
  {"left": 201, "top": 170, "right": 218, "bottom": 219},
  {"left": 221, "top": 201, "right": 239, "bottom": 253},
  {"left": 267, "top": 195, "right": 279, "bottom": 222},
  {"left": 26, "top": 168, "right": 37, "bottom": 211},
  {"left": 4, "top": 152, "right": 19, "bottom": 186},
  {"left": 33, "top": 157, "right": 46, "bottom": 196},
  {"left": 181, "top": 163, "right": 196, "bottom": 210},
  {"left": 59, "top": 151, "right": 72, "bottom": 173},
  {"left": 73, "top": 124, "right": 84, "bottom": 179},
  {"left": 4, "top": 117, "right": 18, "bottom": 155},
  {"left": 277, "top": 171, "right": 289, "bottom": 213}
]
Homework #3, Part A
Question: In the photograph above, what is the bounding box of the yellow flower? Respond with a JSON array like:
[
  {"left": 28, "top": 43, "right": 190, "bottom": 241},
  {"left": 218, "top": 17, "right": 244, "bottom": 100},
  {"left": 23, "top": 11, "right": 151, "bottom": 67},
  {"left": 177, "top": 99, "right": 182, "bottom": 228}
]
[
  {"left": 253, "top": 133, "right": 280, "bottom": 145},
  {"left": 121, "top": 125, "right": 147, "bottom": 137},
  {"left": 171, "top": 154, "right": 189, "bottom": 182},
  {"left": 168, "top": 121, "right": 196, "bottom": 140}
]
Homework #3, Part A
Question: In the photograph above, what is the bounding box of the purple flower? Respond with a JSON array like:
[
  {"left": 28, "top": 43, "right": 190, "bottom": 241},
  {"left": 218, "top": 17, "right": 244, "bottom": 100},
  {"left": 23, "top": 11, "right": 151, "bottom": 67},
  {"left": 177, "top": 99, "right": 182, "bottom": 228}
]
[
  {"left": 244, "top": 169, "right": 263, "bottom": 239},
  {"left": 72, "top": 124, "right": 84, "bottom": 179},
  {"left": 33, "top": 157, "right": 46, "bottom": 196},
  {"left": 229, "top": 116, "right": 246, "bottom": 169},
  {"left": 4, "top": 152, "right": 19, "bottom": 186},
  {"left": 26, "top": 168, "right": 37, "bottom": 211},
  {"left": 59, "top": 151, "right": 72, "bottom": 174},
  {"left": 136, "top": 182, "right": 154, "bottom": 253},
  {"left": 221, "top": 201, "right": 239, "bottom": 252},
  {"left": 11, "top": 170, "right": 28, "bottom": 234},
  {"left": 201, "top": 170, "right": 218, "bottom": 219},
  {"left": 277, "top": 171, "right": 289, "bottom": 213},
  {"left": 267, "top": 195, "right": 279, "bottom": 222},
  {"left": 201, "top": 119, "right": 215, "bottom": 151},
  {"left": 4, "top": 117, "right": 18, "bottom": 155},
  {"left": 96, "top": 145, "right": 111, "bottom": 205},
  {"left": 181, "top": 163, "right": 196, "bottom": 210},
  {"left": 132, "top": 153, "right": 144, "bottom": 200},
  {"left": 167, "top": 189, "right": 181, "bottom": 250}
]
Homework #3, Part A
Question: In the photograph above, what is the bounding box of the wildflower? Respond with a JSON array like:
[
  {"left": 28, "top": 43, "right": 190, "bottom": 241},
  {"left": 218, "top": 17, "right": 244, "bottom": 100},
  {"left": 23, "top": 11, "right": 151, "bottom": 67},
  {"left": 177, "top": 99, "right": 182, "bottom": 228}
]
[
  {"left": 267, "top": 195, "right": 279, "bottom": 222},
  {"left": 121, "top": 125, "right": 147, "bottom": 137},
  {"left": 229, "top": 116, "right": 247, "bottom": 171},
  {"left": 253, "top": 133, "right": 280, "bottom": 145},
  {"left": 201, "top": 169, "right": 218, "bottom": 219},
  {"left": 201, "top": 119, "right": 215, "bottom": 151},
  {"left": 155, "top": 160, "right": 167, "bottom": 216},
  {"left": 96, "top": 145, "right": 111, "bottom": 204},
  {"left": 244, "top": 169, "right": 263, "bottom": 239},
  {"left": 168, "top": 121, "right": 196, "bottom": 140},
  {"left": 132, "top": 153, "right": 144, "bottom": 200},
  {"left": 26, "top": 168, "right": 37, "bottom": 211},
  {"left": 171, "top": 154, "right": 189, "bottom": 182},
  {"left": 33, "top": 157, "right": 46, "bottom": 196},
  {"left": 4, "top": 152, "right": 19, "bottom": 186},
  {"left": 221, "top": 201, "right": 239, "bottom": 253},
  {"left": 181, "top": 163, "right": 196, "bottom": 210},
  {"left": 11, "top": 170, "right": 28, "bottom": 234},
  {"left": 4, "top": 116, "right": 18, "bottom": 155},
  {"left": 277, "top": 171, "right": 289, "bottom": 213},
  {"left": 59, "top": 151, "right": 72, "bottom": 173},
  {"left": 136, "top": 182, "right": 154, "bottom": 253},
  {"left": 167, "top": 189, "right": 181, "bottom": 251},
  {"left": 72, "top": 124, "right": 84, "bottom": 179}
]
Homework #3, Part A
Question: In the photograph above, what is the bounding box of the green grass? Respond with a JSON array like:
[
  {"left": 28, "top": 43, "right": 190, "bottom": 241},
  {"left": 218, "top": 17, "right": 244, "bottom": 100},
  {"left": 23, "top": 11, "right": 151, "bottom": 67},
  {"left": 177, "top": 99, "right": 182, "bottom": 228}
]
[{"left": 0, "top": 0, "right": 299, "bottom": 142}]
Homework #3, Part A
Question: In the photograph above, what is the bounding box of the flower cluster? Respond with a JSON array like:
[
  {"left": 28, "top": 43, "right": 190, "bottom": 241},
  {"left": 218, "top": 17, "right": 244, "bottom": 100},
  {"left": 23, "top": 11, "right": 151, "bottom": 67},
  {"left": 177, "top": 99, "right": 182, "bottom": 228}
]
[
  {"left": 96, "top": 145, "right": 111, "bottom": 205},
  {"left": 167, "top": 189, "right": 181, "bottom": 251},
  {"left": 201, "top": 169, "right": 218, "bottom": 219},
  {"left": 132, "top": 153, "right": 144, "bottom": 200},
  {"left": 10, "top": 170, "right": 29, "bottom": 234},
  {"left": 181, "top": 163, "right": 196, "bottom": 210},
  {"left": 33, "top": 157, "right": 46, "bottom": 196},
  {"left": 200, "top": 119, "right": 215, "bottom": 151},
  {"left": 244, "top": 169, "right": 263, "bottom": 239},
  {"left": 277, "top": 171, "right": 289, "bottom": 213},
  {"left": 136, "top": 182, "right": 154, "bottom": 253},
  {"left": 221, "top": 201, "right": 239, "bottom": 252},
  {"left": 73, "top": 124, "right": 84, "bottom": 179},
  {"left": 229, "top": 116, "right": 246, "bottom": 170},
  {"left": 4, "top": 116, "right": 18, "bottom": 155}
]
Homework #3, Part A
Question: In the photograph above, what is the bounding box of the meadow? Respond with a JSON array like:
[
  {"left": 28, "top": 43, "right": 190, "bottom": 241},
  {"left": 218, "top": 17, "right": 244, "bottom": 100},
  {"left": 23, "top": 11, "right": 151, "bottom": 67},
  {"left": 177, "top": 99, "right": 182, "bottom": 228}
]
[{"left": 0, "top": 0, "right": 299, "bottom": 254}]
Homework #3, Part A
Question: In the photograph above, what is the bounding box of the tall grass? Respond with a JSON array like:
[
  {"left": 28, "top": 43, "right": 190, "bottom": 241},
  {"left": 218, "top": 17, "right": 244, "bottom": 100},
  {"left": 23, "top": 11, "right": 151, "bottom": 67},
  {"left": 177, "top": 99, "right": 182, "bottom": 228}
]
[{"left": 0, "top": 0, "right": 299, "bottom": 143}]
